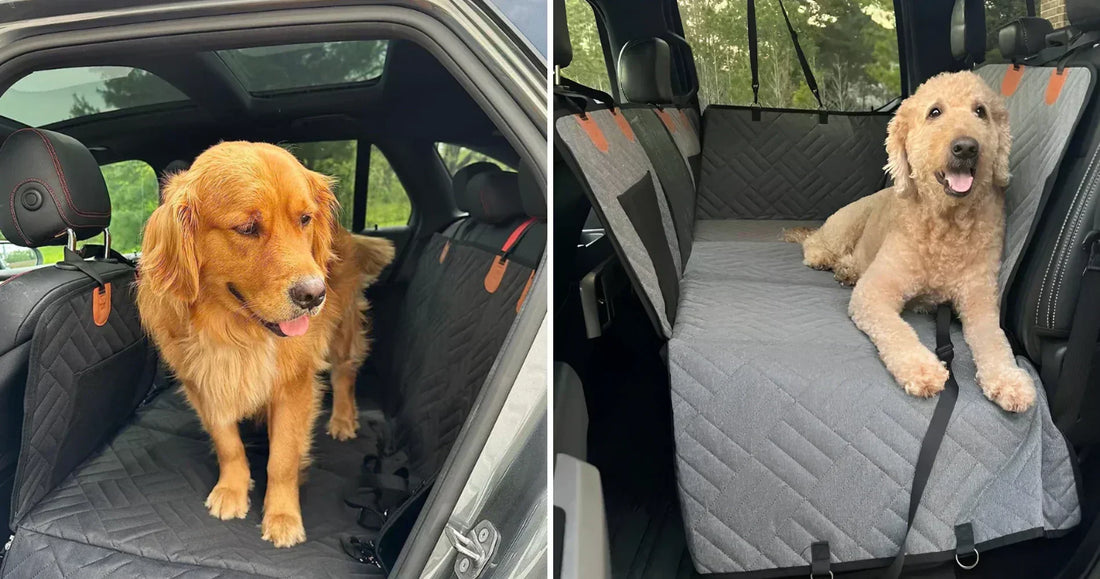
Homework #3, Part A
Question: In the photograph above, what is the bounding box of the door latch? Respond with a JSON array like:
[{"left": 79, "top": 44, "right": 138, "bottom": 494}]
[{"left": 445, "top": 520, "right": 500, "bottom": 579}]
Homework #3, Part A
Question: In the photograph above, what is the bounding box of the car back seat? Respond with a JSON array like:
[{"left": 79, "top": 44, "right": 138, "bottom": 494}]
[
  {"left": 0, "top": 160, "right": 545, "bottom": 578},
  {"left": 555, "top": 2, "right": 1095, "bottom": 575}
]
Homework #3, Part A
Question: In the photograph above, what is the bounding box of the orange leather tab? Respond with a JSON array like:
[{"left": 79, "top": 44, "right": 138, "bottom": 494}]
[
  {"left": 656, "top": 108, "right": 676, "bottom": 132},
  {"left": 439, "top": 240, "right": 450, "bottom": 263},
  {"left": 516, "top": 271, "right": 535, "bottom": 313},
  {"left": 611, "top": 110, "right": 635, "bottom": 142},
  {"left": 575, "top": 114, "right": 608, "bottom": 153},
  {"left": 92, "top": 283, "right": 111, "bottom": 327},
  {"left": 1002, "top": 65, "right": 1024, "bottom": 97},
  {"left": 484, "top": 256, "right": 508, "bottom": 293},
  {"left": 1046, "top": 68, "right": 1069, "bottom": 105}
]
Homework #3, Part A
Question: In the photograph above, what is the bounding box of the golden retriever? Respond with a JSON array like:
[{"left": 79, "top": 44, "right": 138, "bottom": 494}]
[
  {"left": 786, "top": 71, "right": 1035, "bottom": 412},
  {"left": 136, "top": 141, "right": 395, "bottom": 547}
]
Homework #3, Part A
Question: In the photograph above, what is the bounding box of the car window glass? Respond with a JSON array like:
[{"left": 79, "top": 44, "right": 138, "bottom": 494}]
[
  {"left": 289, "top": 140, "right": 358, "bottom": 231},
  {"left": 436, "top": 143, "right": 511, "bottom": 175},
  {"left": 367, "top": 146, "right": 412, "bottom": 228},
  {"left": 0, "top": 67, "right": 186, "bottom": 126},
  {"left": 561, "top": 0, "right": 614, "bottom": 96},
  {"left": 679, "top": 0, "right": 901, "bottom": 111},
  {"left": 985, "top": 0, "right": 1031, "bottom": 64}
]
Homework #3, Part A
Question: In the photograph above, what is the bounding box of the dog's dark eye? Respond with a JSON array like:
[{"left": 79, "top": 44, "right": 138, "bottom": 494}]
[
  {"left": 974, "top": 105, "right": 987, "bottom": 119},
  {"left": 300, "top": 214, "right": 312, "bottom": 226},
  {"left": 234, "top": 222, "right": 258, "bottom": 236},
  {"left": 927, "top": 107, "right": 941, "bottom": 119}
]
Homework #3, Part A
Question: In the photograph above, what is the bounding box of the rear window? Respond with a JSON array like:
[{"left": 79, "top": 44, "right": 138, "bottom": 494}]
[
  {"left": 289, "top": 140, "right": 358, "bottom": 231},
  {"left": 216, "top": 41, "right": 388, "bottom": 94},
  {"left": 680, "top": 0, "right": 901, "bottom": 111},
  {"left": 0, "top": 67, "right": 186, "bottom": 126},
  {"left": 436, "top": 143, "right": 511, "bottom": 175}
]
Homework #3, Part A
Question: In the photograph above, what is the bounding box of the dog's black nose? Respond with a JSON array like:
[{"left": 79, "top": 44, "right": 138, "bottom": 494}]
[
  {"left": 289, "top": 278, "right": 326, "bottom": 310},
  {"left": 951, "top": 137, "right": 979, "bottom": 160}
]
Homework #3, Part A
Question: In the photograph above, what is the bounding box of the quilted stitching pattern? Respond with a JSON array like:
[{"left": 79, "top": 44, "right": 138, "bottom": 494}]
[
  {"left": 696, "top": 110, "right": 889, "bottom": 220},
  {"left": 390, "top": 235, "right": 530, "bottom": 477},
  {"left": 13, "top": 269, "right": 151, "bottom": 525},
  {"left": 5, "top": 389, "right": 384, "bottom": 578},
  {"left": 670, "top": 235, "right": 1079, "bottom": 574}
]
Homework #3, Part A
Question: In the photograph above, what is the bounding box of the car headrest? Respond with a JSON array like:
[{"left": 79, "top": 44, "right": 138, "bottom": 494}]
[
  {"left": 0, "top": 129, "right": 110, "bottom": 248},
  {"left": 554, "top": 0, "right": 572, "bottom": 69},
  {"left": 1068, "top": 0, "right": 1100, "bottom": 31},
  {"left": 619, "top": 37, "right": 674, "bottom": 105},
  {"left": 518, "top": 162, "right": 545, "bottom": 220},
  {"left": 951, "top": 0, "right": 987, "bottom": 64},
  {"left": 999, "top": 18, "right": 1054, "bottom": 61},
  {"left": 453, "top": 162, "right": 527, "bottom": 225}
]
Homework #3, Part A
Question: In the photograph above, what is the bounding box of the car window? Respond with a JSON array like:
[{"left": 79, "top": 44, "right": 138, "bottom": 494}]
[
  {"left": 0, "top": 66, "right": 186, "bottom": 126},
  {"left": 561, "top": 0, "right": 613, "bottom": 95},
  {"left": 486, "top": 0, "right": 548, "bottom": 59},
  {"left": 290, "top": 140, "right": 358, "bottom": 231},
  {"left": 102, "top": 160, "right": 159, "bottom": 256},
  {"left": 367, "top": 146, "right": 412, "bottom": 228},
  {"left": 985, "top": 0, "right": 1031, "bottom": 63},
  {"left": 436, "top": 143, "right": 511, "bottom": 175},
  {"left": 679, "top": 0, "right": 901, "bottom": 111}
]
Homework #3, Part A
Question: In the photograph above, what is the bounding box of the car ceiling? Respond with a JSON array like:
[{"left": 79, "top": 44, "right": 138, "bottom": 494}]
[{"left": 0, "top": 39, "right": 509, "bottom": 167}]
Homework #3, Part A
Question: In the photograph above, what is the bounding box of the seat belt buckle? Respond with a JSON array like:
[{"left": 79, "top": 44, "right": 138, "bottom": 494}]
[{"left": 341, "top": 536, "right": 382, "bottom": 568}]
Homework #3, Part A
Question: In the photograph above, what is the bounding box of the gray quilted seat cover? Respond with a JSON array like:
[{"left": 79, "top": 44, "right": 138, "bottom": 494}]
[
  {"left": 2, "top": 388, "right": 383, "bottom": 578},
  {"left": 670, "top": 64, "right": 1091, "bottom": 574},
  {"left": 556, "top": 63, "right": 1092, "bottom": 575}
]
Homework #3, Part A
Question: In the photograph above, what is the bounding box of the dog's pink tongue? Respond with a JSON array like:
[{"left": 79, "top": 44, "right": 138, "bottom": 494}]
[
  {"left": 946, "top": 171, "right": 974, "bottom": 193},
  {"left": 278, "top": 315, "right": 310, "bottom": 337}
]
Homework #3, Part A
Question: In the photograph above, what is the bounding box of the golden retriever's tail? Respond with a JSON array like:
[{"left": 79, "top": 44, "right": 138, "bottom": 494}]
[
  {"left": 350, "top": 234, "right": 396, "bottom": 279},
  {"left": 781, "top": 227, "right": 817, "bottom": 244}
]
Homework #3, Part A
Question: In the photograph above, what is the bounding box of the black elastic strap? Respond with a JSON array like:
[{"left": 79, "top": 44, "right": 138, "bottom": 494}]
[
  {"left": 955, "top": 522, "right": 978, "bottom": 569},
  {"left": 810, "top": 541, "right": 831, "bottom": 577},
  {"left": 775, "top": 0, "right": 826, "bottom": 116},
  {"left": 1052, "top": 232, "right": 1100, "bottom": 440},
  {"left": 1025, "top": 0, "right": 1036, "bottom": 16},
  {"left": 885, "top": 304, "right": 961, "bottom": 578},
  {"left": 61, "top": 247, "right": 106, "bottom": 287},
  {"left": 747, "top": 0, "right": 759, "bottom": 105}
]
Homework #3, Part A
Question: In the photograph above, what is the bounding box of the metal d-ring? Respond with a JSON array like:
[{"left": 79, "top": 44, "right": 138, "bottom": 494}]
[
  {"left": 808, "top": 572, "right": 833, "bottom": 579},
  {"left": 955, "top": 548, "right": 979, "bottom": 570}
]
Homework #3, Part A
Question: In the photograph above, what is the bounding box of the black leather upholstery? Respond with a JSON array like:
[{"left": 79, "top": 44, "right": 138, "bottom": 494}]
[
  {"left": 950, "top": 0, "right": 987, "bottom": 64},
  {"left": 453, "top": 163, "right": 526, "bottom": 224},
  {"left": 554, "top": 0, "right": 572, "bottom": 69},
  {"left": 999, "top": 18, "right": 1054, "bottom": 60},
  {"left": 619, "top": 38, "right": 674, "bottom": 105},
  {"left": 0, "top": 129, "right": 110, "bottom": 248},
  {"left": 519, "top": 162, "right": 546, "bottom": 220},
  {"left": 1068, "top": 0, "right": 1100, "bottom": 31}
]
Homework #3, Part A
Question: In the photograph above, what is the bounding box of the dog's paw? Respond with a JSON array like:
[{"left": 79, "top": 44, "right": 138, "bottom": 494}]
[
  {"left": 205, "top": 484, "right": 250, "bottom": 520},
  {"left": 261, "top": 512, "right": 306, "bottom": 548},
  {"left": 981, "top": 366, "right": 1036, "bottom": 413},
  {"left": 894, "top": 352, "right": 949, "bottom": 398},
  {"left": 327, "top": 414, "right": 359, "bottom": 441}
]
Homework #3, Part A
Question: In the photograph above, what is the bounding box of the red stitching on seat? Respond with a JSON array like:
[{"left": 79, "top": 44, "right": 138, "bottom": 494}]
[
  {"left": 0, "top": 268, "right": 33, "bottom": 289},
  {"left": 26, "top": 128, "right": 109, "bottom": 218}
]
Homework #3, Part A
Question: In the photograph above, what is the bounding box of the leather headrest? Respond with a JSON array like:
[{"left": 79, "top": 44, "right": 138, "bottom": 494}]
[
  {"left": 1068, "top": 0, "right": 1100, "bottom": 31},
  {"left": 951, "top": 0, "right": 987, "bottom": 64},
  {"left": 518, "top": 162, "right": 545, "bottom": 220},
  {"left": 618, "top": 38, "right": 674, "bottom": 105},
  {"left": 554, "top": 0, "right": 572, "bottom": 69},
  {"left": 453, "top": 162, "right": 526, "bottom": 224},
  {"left": 999, "top": 18, "right": 1054, "bottom": 60},
  {"left": 0, "top": 129, "right": 110, "bottom": 248}
]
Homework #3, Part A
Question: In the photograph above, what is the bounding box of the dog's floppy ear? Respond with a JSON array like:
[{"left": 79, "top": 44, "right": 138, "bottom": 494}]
[
  {"left": 885, "top": 103, "right": 913, "bottom": 196},
  {"left": 140, "top": 172, "right": 200, "bottom": 303},
  {"left": 305, "top": 168, "right": 339, "bottom": 270},
  {"left": 991, "top": 96, "right": 1012, "bottom": 188}
]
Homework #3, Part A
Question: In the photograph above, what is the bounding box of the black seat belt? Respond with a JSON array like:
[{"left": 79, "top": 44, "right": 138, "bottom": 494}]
[
  {"left": 747, "top": 0, "right": 760, "bottom": 120},
  {"left": 884, "top": 304, "right": 961, "bottom": 578}
]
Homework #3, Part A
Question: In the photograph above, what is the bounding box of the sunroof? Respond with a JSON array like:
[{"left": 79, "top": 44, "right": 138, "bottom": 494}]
[
  {"left": 0, "top": 67, "right": 187, "bottom": 126},
  {"left": 217, "top": 41, "right": 388, "bottom": 93}
]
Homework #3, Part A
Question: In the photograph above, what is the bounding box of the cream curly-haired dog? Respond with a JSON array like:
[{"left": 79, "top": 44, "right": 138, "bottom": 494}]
[{"left": 786, "top": 71, "right": 1035, "bottom": 412}]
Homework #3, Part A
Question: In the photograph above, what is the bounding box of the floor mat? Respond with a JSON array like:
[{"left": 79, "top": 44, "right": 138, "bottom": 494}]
[{"left": 2, "top": 387, "right": 385, "bottom": 578}]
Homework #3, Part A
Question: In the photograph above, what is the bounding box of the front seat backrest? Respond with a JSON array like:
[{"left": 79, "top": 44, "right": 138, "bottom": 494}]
[{"left": 0, "top": 128, "right": 155, "bottom": 534}]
